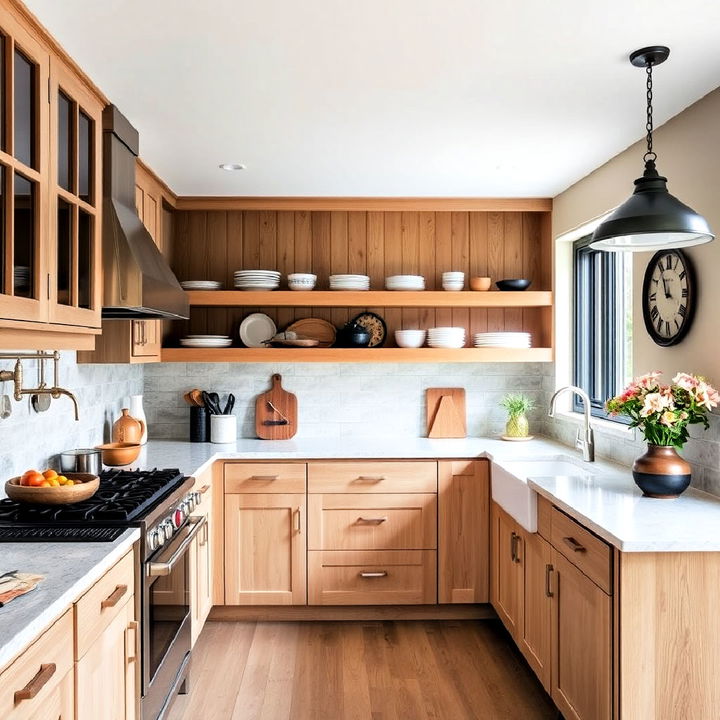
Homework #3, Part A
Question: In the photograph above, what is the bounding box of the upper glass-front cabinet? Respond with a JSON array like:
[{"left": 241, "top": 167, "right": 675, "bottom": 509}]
[
  {"left": 48, "top": 60, "right": 102, "bottom": 327},
  {"left": 0, "top": 6, "right": 102, "bottom": 330},
  {"left": 0, "top": 15, "right": 48, "bottom": 323}
]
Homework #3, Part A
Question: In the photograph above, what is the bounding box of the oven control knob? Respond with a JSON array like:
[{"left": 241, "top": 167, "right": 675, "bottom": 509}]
[
  {"left": 172, "top": 508, "right": 185, "bottom": 529},
  {"left": 160, "top": 519, "right": 173, "bottom": 542},
  {"left": 192, "top": 491, "right": 202, "bottom": 507},
  {"left": 184, "top": 495, "right": 196, "bottom": 513},
  {"left": 147, "top": 529, "right": 160, "bottom": 551}
]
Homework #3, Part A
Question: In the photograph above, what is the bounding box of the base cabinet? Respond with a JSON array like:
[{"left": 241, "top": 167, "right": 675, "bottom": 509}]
[
  {"left": 224, "top": 492, "right": 307, "bottom": 605},
  {"left": 190, "top": 480, "right": 214, "bottom": 645},
  {"left": 491, "top": 503, "right": 522, "bottom": 636}
]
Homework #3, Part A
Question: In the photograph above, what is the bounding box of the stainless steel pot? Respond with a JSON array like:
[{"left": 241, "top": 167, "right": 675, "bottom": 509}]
[{"left": 59, "top": 448, "right": 102, "bottom": 476}]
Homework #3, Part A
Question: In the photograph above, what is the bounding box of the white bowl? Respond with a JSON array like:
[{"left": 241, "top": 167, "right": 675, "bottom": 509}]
[
  {"left": 395, "top": 330, "right": 426, "bottom": 348},
  {"left": 442, "top": 282, "right": 464, "bottom": 291},
  {"left": 288, "top": 281, "right": 316, "bottom": 291},
  {"left": 442, "top": 271, "right": 465, "bottom": 278},
  {"left": 288, "top": 273, "right": 317, "bottom": 282}
]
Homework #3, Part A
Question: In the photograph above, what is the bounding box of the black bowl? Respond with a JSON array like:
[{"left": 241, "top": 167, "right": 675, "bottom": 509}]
[{"left": 496, "top": 278, "right": 531, "bottom": 291}]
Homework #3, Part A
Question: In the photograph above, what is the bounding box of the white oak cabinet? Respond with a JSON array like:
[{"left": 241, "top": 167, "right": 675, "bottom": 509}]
[{"left": 190, "top": 473, "right": 214, "bottom": 645}]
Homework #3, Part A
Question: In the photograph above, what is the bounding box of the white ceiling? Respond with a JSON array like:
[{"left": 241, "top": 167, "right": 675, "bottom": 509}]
[{"left": 24, "top": 0, "right": 720, "bottom": 197}]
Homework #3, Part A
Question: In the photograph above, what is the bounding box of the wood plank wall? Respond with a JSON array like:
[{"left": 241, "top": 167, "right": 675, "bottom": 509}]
[{"left": 170, "top": 210, "right": 551, "bottom": 348}]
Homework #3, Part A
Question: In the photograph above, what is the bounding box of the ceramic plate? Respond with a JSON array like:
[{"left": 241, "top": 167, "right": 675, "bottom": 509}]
[{"left": 239, "top": 313, "right": 277, "bottom": 348}]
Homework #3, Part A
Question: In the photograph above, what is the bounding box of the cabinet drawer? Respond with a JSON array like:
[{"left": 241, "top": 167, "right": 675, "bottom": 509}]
[
  {"left": 308, "top": 461, "right": 437, "bottom": 493},
  {"left": 0, "top": 609, "right": 74, "bottom": 720},
  {"left": 75, "top": 550, "right": 135, "bottom": 659},
  {"left": 308, "top": 550, "right": 437, "bottom": 605},
  {"left": 224, "top": 463, "right": 306, "bottom": 493},
  {"left": 309, "top": 493, "right": 437, "bottom": 550},
  {"left": 551, "top": 508, "right": 612, "bottom": 594}
]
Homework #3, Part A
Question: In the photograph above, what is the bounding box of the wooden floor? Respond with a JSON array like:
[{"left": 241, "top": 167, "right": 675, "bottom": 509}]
[{"left": 168, "top": 619, "right": 556, "bottom": 720}]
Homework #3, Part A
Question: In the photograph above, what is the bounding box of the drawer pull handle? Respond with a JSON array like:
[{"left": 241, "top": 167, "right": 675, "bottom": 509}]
[
  {"left": 359, "top": 571, "right": 388, "bottom": 578},
  {"left": 126, "top": 621, "right": 139, "bottom": 663},
  {"left": 200, "top": 484, "right": 210, "bottom": 494},
  {"left": 251, "top": 475, "right": 279, "bottom": 481},
  {"left": 294, "top": 507, "right": 302, "bottom": 534},
  {"left": 545, "top": 564, "right": 554, "bottom": 598},
  {"left": 14, "top": 663, "right": 56, "bottom": 702},
  {"left": 355, "top": 476, "right": 385, "bottom": 483},
  {"left": 101, "top": 584, "right": 128, "bottom": 609},
  {"left": 356, "top": 516, "right": 388, "bottom": 525},
  {"left": 510, "top": 532, "right": 521, "bottom": 563},
  {"left": 562, "top": 536, "right": 586, "bottom": 553}
]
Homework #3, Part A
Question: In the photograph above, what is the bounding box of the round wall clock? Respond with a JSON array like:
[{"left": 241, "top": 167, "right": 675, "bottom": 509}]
[{"left": 642, "top": 249, "right": 695, "bottom": 347}]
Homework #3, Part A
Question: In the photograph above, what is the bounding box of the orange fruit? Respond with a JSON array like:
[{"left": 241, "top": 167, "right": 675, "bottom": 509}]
[
  {"left": 25, "top": 472, "right": 45, "bottom": 487},
  {"left": 39, "top": 480, "right": 51, "bottom": 487},
  {"left": 42, "top": 469, "right": 58, "bottom": 480}
]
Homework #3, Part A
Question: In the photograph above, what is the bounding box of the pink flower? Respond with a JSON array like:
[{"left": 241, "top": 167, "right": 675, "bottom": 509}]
[
  {"left": 640, "top": 392, "right": 671, "bottom": 417},
  {"left": 673, "top": 372, "right": 699, "bottom": 391},
  {"left": 636, "top": 371, "right": 662, "bottom": 390},
  {"left": 660, "top": 410, "right": 677, "bottom": 427},
  {"left": 696, "top": 381, "right": 720, "bottom": 409}
]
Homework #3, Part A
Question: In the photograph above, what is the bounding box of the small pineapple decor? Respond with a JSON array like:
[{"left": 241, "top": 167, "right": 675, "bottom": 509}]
[{"left": 500, "top": 393, "right": 535, "bottom": 440}]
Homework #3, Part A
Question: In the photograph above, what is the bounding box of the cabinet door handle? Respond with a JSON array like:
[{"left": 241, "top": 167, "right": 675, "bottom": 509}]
[
  {"left": 126, "top": 620, "right": 139, "bottom": 664},
  {"left": 562, "top": 536, "right": 586, "bottom": 553},
  {"left": 359, "top": 571, "right": 388, "bottom": 578},
  {"left": 14, "top": 663, "right": 56, "bottom": 702},
  {"left": 545, "top": 564, "right": 554, "bottom": 598},
  {"left": 101, "top": 584, "right": 128, "bottom": 609},
  {"left": 294, "top": 507, "right": 302, "bottom": 534},
  {"left": 200, "top": 520, "right": 209, "bottom": 546},
  {"left": 251, "top": 475, "right": 279, "bottom": 482},
  {"left": 356, "top": 516, "right": 388, "bottom": 525},
  {"left": 199, "top": 484, "right": 210, "bottom": 494},
  {"left": 355, "top": 476, "right": 385, "bottom": 483},
  {"left": 510, "top": 532, "right": 516, "bottom": 562}
]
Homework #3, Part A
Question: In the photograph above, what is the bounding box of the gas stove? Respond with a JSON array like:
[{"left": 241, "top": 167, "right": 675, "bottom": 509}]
[{"left": 0, "top": 467, "right": 195, "bottom": 544}]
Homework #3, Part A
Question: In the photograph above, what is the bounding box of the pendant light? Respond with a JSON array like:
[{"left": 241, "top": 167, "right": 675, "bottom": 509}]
[{"left": 590, "top": 46, "right": 714, "bottom": 251}]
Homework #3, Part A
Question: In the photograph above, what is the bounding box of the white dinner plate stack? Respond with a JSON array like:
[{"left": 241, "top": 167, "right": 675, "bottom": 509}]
[
  {"left": 180, "top": 335, "right": 233, "bottom": 348},
  {"left": 180, "top": 280, "right": 223, "bottom": 291},
  {"left": 329, "top": 274, "right": 370, "bottom": 290},
  {"left": 385, "top": 275, "right": 425, "bottom": 291},
  {"left": 427, "top": 327, "right": 466, "bottom": 349},
  {"left": 474, "top": 332, "right": 531, "bottom": 348},
  {"left": 233, "top": 270, "right": 280, "bottom": 291}
]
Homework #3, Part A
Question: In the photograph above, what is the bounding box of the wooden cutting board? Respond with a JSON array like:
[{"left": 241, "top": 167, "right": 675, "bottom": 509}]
[
  {"left": 255, "top": 374, "right": 298, "bottom": 440},
  {"left": 426, "top": 388, "right": 466, "bottom": 438}
]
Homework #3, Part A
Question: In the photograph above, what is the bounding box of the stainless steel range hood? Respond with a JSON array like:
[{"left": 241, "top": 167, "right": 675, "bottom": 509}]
[{"left": 101, "top": 106, "right": 189, "bottom": 320}]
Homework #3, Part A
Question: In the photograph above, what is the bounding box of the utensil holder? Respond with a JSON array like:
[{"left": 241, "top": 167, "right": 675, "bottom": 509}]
[
  {"left": 210, "top": 414, "right": 237, "bottom": 444},
  {"left": 190, "top": 406, "right": 208, "bottom": 443}
]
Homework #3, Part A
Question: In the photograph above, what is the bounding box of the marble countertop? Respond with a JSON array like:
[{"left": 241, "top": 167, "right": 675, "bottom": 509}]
[{"left": 0, "top": 528, "right": 139, "bottom": 670}]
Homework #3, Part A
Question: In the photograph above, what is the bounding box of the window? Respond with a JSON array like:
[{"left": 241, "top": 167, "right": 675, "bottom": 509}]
[{"left": 573, "top": 235, "right": 632, "bottom": 420}]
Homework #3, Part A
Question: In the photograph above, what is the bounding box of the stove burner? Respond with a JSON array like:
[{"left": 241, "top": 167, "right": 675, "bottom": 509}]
[{"left": 0, "top": 468, "right": 185, "bottom": 538}]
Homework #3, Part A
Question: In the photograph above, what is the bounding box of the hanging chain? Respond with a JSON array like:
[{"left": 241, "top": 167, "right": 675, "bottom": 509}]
[{"left": 644, "top": 63, "right": 656, "bottom": 163}]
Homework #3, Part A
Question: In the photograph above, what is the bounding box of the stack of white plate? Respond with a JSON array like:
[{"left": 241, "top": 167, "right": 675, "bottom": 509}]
[
  {"left": 180, "top": 280, "right": 223, "bottom": 291},
  {"left": 233, "top": 270, "right": 280, "bottom": 291},
  {"left": 427, "top": 327, "right": 466, "bottom": 349},
  {"left": 474, "top": 332, "right": 531, "bottom": 348},
  {"left": 385, "top": 275, "right": 425, "bottom": 291},
  {"left": 14, "top": 266, "right": 30, "bottom": 290},
  {"left": 442, "top": 272, "right": 465, "bottom": 291},
  {"left": 329, "top": 274, "right": 370, "bottom": 290},
  {"left": 180, "top": 335, "right": 233, "bottom": 348}
]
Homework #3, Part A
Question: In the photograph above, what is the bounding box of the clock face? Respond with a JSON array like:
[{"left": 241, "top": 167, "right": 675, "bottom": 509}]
[{"left": 642, "top": 250, "right": 695, "bottom": 346}]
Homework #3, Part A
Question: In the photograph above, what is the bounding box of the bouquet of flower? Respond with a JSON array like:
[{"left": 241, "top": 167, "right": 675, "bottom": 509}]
[{"left": 606, "top": 372, "right": 719, "bottom": 448}]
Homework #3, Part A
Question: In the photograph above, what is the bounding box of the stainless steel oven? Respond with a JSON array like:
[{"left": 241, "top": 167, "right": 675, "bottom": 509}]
[{"left": 142, "top": 514, "right": 205, "bottom": 720}]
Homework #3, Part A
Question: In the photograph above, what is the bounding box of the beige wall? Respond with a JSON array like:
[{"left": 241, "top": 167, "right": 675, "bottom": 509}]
[{"left": 553, "top": 87, "right": 720, "bottom": 383}]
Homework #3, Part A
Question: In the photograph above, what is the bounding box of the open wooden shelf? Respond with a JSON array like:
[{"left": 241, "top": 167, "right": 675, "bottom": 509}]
[
  {"left": 185, "top": 290, "right": 552, "bottom": 308},
  {"left": 160, "top": 347, "right": 553, "bottom": 363}
]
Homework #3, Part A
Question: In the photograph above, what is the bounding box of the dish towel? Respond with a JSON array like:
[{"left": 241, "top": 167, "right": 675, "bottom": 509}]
[{"left": 0, "top": 573, "right": 45, "bottom": 607}]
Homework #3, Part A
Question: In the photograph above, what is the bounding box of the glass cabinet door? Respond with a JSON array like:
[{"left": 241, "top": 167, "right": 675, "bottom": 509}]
[
  {"left": 0, "top": 16, "right": 49, "bottom": 323},
  {"left": 47, "top": 58, "right": 102, "bottom": 328}
]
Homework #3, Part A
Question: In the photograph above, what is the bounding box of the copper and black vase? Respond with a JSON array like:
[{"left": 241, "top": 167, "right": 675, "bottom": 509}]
[{"left": 632, "top": 445, "right": 691, "bottom": 498}]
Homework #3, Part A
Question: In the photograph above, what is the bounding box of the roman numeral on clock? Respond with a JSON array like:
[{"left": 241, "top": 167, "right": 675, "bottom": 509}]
[
  {"left": 649, "top": 292, "right": 657, "bottom": 302},
  {"left": 681, "top": 288, "right": 688, "bottom": 298},
  {"left": 650, "top": 305, "right": 659, "bottom": 320},
  {"left": 678, "top": 304, "right": 687, "bottom": 317}
]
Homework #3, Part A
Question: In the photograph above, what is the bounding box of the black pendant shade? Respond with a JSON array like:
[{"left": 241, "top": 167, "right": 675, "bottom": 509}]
[{"left": 590, "top": 45, "right": 714, "bottom": 252}]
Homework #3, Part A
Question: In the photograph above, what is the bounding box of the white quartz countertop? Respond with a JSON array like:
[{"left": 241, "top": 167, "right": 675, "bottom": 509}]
[{"left": 0, "top": 528, "right": 139, "bottom": 670}]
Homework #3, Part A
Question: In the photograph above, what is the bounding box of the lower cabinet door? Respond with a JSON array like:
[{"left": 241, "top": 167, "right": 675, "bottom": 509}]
[
  {"left": 490, "top": 503, "right": 522, "bottom": 636},
  {"left": 76, "top": 599, "right": 137, "bottom": 720},
  {"left": 552, "top": 551, "right": 612, "bottom": 720},
  {"left": 518, "top": 529, "right": 553, "bottom": 692},
  {"left": 224, "top": 493, "right": 307, "bottom": 605},
  {"left": 191, "top": 508, "right": 213, "bottom": 645}
]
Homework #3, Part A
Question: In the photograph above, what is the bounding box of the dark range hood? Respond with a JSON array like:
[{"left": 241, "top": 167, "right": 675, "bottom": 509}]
[{"left": 101, "top": 106, "right": 189, "bottom": 320}]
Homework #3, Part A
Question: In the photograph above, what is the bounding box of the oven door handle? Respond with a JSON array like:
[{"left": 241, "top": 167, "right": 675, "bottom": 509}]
[{"left": 146, "top": 515, "right": 206, "bottom": 577}]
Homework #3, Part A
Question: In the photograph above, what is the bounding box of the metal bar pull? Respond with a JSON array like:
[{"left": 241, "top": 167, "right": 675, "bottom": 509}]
[
  {"left": 359, "top": 571, "right": 388, "bottom": 578},
  {"left": 294, "top": 507, "right": 302, "bottom": 534},
  {"left": 147, "top": 516, "right": 206, "bottom": 577},
  {"left": 251, "top": 475, "right": 279, "bottom": 482},
  {"left": 545, "top": 564, "right": 554, "bottom": 598},
  {"left": 510, "top": 532, "right": 518, "bottom": 562},
  {"left": 14, "top": 663, "right": 56, "bottom": 702},
  {"left": 356, "top": 516, "right": 388, "bottom": 525},
  {"left": 562, "top": 536, "right": 586, "bottom": 553},
  {"left": 101, "top": 584, "right": 128, "bottom": 609},
  {"left": 355, "top": 476, "right": 385, "bottom": 483}
]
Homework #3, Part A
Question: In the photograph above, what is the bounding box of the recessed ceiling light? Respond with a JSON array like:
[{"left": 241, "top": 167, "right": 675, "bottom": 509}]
[{"left": 219, "top": 163, "right": 246, "bottom": 171}]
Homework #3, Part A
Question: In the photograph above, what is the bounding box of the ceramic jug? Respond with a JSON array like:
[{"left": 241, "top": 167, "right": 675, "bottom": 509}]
[{"left": 112, "top": 408, "right": 146, "bottom": 444}]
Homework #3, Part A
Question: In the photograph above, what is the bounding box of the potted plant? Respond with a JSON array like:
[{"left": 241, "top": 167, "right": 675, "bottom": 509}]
[
  {"left": 606, "top": 371, "right": 719, "bottom": 498},
  {"left": 500, "top": 393, "right": 535, "bottom": 440}
]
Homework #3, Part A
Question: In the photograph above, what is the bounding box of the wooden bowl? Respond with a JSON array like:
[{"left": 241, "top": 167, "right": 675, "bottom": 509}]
[
  {"left": 469, "top": 277, "right": 492, "bottom": 291},
  {"left": 5, "top": 473, "right": 100, "bottom": 505},
  {"left": 96, "top": 442, "right": 141, "bottom": 466}
]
